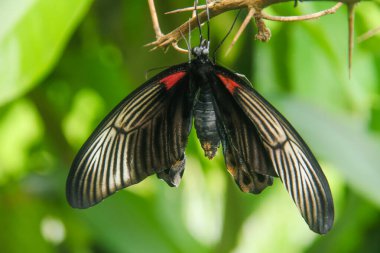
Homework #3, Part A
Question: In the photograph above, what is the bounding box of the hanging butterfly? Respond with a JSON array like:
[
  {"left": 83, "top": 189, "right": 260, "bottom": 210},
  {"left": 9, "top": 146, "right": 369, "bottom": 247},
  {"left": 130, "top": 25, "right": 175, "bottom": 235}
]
[{"left": 67, "top": 39, "right": 333, "bottom": 235}]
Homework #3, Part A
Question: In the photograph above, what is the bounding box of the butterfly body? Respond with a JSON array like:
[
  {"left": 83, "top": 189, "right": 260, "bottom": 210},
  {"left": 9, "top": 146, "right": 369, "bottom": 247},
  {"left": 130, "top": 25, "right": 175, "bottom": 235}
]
[
  {"left": 67, "top": 43, "right": 334, "bottom": 234},
  {"left": 189, "top": 56, "right": 221, "bottom": 159},
  {"left": 193, "top": 82, "right": 220, "bottom": 159}
]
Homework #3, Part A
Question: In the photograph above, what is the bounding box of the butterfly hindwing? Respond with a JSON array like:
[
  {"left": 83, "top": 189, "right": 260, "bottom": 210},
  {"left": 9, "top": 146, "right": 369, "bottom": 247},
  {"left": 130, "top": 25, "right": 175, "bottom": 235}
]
[
  {"left": 66, "top": 64, "right": 194, "bottom": 208},
  {"left": 208, "top": 74, "right": 276, "bottom": 194},
  {"left": 214, "top": 66, "right": 334, "bottom": 234}
]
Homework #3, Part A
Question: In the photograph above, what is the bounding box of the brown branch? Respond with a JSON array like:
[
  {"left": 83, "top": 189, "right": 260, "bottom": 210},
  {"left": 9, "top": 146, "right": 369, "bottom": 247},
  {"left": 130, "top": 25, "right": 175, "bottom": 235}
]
[
  {"left": 146, "top": 0, "right": 251, "bottom": 50},
  {"left": 165, "top": 3, "right": 210, "bottom": 14},
  {"left": 347, "top": 3, "right": 356, "bottom": 78},
  {"left": 172, "top": 41, "right": 189, "bottom": 54},
  {"left": 148, "top": 0, "right": 163, "bottom": 39},
  {"left": 226, "top": 8, "right": 255, "bottom": 55},
  {"left": 147, "top": 0, "right": 356, "bottom": 52},
  {"left": 358, "top": 26, "right": 380, "bottom": 43},
  {"left": 261, "top": 2, "right": 343, "bottom": 22}
]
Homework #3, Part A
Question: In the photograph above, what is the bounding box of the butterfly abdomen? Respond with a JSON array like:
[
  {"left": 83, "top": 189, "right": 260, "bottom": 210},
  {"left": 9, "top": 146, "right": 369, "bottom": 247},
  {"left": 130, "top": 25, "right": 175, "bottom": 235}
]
[{"left": 193, "top": 85, "right": 220, "bottom": 159}]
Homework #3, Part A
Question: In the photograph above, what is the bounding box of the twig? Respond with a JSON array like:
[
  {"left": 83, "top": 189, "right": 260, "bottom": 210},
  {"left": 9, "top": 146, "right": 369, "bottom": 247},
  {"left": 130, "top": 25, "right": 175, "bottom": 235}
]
[
  {"left": 148, "top": 0, "right": 352, "bottom": 52},
  {"left": 347, "top": 3, "right": 356, "bottom": 79},
  {"left": 148, "top": 0, "right": 163, "bottom": 39},
  {"left": 146, "top": 9, "right": 220, "bottom": 50},
  {"left": 146, "top": 0, "right": 251, "bottom": 50},
  {"left": 358, "top": 26, "right": 380, "bottom": 43},
  {"left": 226, "top": 8, "right": 255, "bottom": 55},
  {"left": 172, "top": 42, "right": 189, "bottom": 54},
  {"left": 165, "top": 4, "right": 209, "bottom": 15},
  {"left": 261, "top": 2, "right": 343, "bottom": 22}
]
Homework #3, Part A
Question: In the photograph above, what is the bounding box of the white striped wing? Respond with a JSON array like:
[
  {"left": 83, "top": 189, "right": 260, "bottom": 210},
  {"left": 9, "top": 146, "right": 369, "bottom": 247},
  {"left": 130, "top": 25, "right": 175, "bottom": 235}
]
[
  {"left": 67, "top": 68, "right": 193, "bottom": 208},
  {"left": 216, "top": 69, "right": 334, "bottom": 234}
]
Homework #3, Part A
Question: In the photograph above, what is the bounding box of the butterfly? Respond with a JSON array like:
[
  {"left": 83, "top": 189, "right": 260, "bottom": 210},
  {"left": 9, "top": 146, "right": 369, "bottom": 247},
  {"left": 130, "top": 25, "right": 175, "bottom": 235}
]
[{"left": 66, "top": 39, "right": 334, "bottom": 234}]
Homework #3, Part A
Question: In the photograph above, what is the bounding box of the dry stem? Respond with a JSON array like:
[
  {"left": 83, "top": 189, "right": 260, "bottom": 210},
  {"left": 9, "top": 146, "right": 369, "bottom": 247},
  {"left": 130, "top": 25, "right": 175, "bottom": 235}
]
[
  {"left": 148, "top": 0, "right": 163, "bottom": 39},
  {"left": 147, "top": 0, "right": 353, "bottom": 53},
  {"left": 261, "top": 2, "right": 343, "bottom": 21},
  {"left": 348, "top": 3, "right": 356, "bottom": 78},
  {"left": 358, "top": 25, "right": 380, "bottom": 42},
  {"left": 226, "top": 8, "right": 256, "bottom": 55}
]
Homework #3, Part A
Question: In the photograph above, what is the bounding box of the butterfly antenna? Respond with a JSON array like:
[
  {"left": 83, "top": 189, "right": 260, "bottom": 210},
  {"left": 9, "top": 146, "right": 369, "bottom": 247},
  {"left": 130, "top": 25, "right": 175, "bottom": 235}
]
[
  {"left": 212, "top": 9, "right": 242, "bottom": 62},
  {"left": 189, "top": 20, "right": 192, "bottom": 62},
  {"left": 145, "top": 66, "right": 171, "bottom": 80},
  {"left": 195, "top": 0, "right": 203, "bottom": 44},
  {"left": 189, "top": 15, "right": 192, "bottom": 50},
  {"left": 179, "top": 28, "right": 191, "bottom": 63}
]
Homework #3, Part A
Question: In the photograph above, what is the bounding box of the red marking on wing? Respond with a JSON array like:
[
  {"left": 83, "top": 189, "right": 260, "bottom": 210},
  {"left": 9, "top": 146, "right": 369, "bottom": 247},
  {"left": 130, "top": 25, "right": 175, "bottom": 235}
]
[
  {"left": 160, "top": 71, "right": 186, "bottom": 90},
  {"left": 217, "top": 74, "right": 240, "bottom": 93}
]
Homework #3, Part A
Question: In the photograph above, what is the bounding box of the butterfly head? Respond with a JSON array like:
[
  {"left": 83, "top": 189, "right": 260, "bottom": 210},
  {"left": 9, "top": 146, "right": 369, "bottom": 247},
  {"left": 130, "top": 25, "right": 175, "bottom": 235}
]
[{"left": 192, "top": 39, "right": 210, "bottom": 62}]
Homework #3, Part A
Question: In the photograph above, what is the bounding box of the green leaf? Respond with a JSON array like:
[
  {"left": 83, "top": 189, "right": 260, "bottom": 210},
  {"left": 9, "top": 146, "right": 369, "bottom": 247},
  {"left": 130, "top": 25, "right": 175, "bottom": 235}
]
[
  {"left": 0, "top": 99, "right": 42, "bottom": 182},
  {"left": 0, "top": 0, "right": 93, "bottom": 106},
  {"left": 81, "top": 188, "right": 208, "bottom": 253}
]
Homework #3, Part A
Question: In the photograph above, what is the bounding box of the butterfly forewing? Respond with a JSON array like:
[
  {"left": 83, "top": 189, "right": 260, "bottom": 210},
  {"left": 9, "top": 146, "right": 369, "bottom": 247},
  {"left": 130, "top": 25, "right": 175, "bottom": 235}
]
[
  {"left": 67, "top": 65, "right": 194, "bottom": 208},
  {"left": 215, "top": 67, "right": 334, "bottom": 234}
]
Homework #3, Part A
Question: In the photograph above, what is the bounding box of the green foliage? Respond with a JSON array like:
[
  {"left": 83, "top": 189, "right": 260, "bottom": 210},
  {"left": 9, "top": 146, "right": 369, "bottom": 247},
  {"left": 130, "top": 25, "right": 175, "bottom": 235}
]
[
  {"left": 0, "top": 0, "right": 93, "bottom": 105},
  {"left": 0, "top": 1, "right": 380, "bottom": 253}
]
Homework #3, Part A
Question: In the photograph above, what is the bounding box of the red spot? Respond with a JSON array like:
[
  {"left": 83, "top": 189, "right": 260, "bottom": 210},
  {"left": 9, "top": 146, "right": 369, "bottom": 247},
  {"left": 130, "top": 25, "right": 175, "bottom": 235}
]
[
  {"left": 160, "top": 72, "right": 186, "bottom": 90},
  {"left": 217, "top": 74, "right": 240, "bottom": 93}
]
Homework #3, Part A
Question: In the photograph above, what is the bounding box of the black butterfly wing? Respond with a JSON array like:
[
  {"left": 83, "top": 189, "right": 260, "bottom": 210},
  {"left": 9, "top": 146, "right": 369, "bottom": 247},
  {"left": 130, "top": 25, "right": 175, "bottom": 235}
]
[
  {"left": 214, "top": 66, "right": 334, "bottom": 234},
  {"left": 208, "top": 75, "right": 276, "bottom": 194},
  {"left": 67, "top": 64, "right": 194, "bottom": 208}
]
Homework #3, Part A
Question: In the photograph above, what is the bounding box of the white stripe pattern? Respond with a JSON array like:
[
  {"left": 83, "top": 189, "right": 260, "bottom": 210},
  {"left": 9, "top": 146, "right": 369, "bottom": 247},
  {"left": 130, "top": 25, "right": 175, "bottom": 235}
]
[
  {"left": 215, "top": 70, "right": 334, "bottom": 234},
  {"left": 67, "top": 70, "right": 192, "bottom": 208}
]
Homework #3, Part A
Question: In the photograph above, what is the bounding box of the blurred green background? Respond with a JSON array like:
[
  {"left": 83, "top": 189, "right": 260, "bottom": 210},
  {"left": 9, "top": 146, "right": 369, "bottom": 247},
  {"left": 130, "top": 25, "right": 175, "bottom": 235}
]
[{"left": 1, "top": 0, "right": 380, "bottom": 252}]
